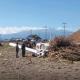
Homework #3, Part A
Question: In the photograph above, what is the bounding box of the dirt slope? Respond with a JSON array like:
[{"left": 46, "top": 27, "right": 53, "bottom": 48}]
[{"left": 70, "top": 30, "right": 80, "bottom": 42}]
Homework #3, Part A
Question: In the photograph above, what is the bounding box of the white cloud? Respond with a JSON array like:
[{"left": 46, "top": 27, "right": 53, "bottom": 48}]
[
  {"left": 0, "top": 26, "right": 47, "bottom": 34},
  {"left": 57, "top": 26, "right": 80, "bottom": 32},
  {"left": 56, "top": 27, "right": 73, "bottom": 31},
  {"left": 57, "top": 27, "right": 64, "bottom": 30},
  {"left": 74, "top": 26, "right": 80, "bottom": 32}
]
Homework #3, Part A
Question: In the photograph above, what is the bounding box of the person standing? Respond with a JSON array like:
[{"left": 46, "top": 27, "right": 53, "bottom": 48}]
[
  {"left": 16, "top": 42, "right": 19, "bottom": 58},
  {"left": 21, "top": 42, "right": 25, "bottom": 57}
]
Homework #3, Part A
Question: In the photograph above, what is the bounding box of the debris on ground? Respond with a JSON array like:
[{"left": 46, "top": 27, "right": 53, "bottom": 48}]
[{"left": 49, "top": 36, "right": 80, "bottom": 61}]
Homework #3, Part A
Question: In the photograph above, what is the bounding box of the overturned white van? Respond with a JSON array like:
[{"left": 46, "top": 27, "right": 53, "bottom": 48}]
[{"left": 36, "top": 42, "right": 49, "bottom": 56}]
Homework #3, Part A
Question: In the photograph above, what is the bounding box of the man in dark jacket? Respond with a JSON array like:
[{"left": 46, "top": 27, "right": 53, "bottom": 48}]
[
  {"left": 16, "top": 42, "right": 19, "bottom": 58},
  {"left": 21, "top": 42, "right": 25, "bottom": 57}
]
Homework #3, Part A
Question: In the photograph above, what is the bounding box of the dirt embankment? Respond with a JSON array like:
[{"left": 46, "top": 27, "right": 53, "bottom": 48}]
[{"left": 70, "top": 30, "right": 80, "bottom": 42}]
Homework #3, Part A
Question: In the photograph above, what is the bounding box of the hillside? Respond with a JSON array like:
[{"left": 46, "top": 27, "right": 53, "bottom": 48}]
[
  {"left": 70, "top": 30, "right": 80, "bottom": 42},
  {"left": 1, "top": 29, "right": 72, "bottom": 40}
]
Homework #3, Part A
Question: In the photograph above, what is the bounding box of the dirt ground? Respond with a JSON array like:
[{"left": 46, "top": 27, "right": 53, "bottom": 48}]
[{"left": 0, "top": 43, "right": 80, "bottom": 80}]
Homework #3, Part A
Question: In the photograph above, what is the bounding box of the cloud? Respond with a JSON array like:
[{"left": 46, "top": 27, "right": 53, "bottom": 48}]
[
  {"left": 56, "top": 27, "right": 73, "bottom": 31},
  {"left": 0, "top": 26, "right": 47, "bottom": 34},
  {"left": 56, "top": 27, "right": 64, "bottom": 31},
  {"left": 56, "top": 26, "right": 80, "bottom": 32},
  {"left": 74, "top": 26, "right": 80, "bottom": 32}
]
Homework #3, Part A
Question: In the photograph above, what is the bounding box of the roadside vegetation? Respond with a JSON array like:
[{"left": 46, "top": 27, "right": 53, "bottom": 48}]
[{"left": 49, "top": 36, "right": 80, "bottom": 62}]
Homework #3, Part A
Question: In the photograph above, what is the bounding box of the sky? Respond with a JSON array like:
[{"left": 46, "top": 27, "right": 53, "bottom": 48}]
[{"left": 0, "top": 0, "right": 80, "bottom": 34}]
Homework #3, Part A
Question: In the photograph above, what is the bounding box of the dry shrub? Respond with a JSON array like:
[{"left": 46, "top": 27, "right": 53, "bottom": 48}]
[
  {"left": 49, "top": 36, "right": 72, "bottom": 51},
  {"left": 62, "top": 52, "right": 80, "bottom": 61},
  {"left": 54, "top": 36, "right": 72, "bottom": 47},
  {"left": 49, "top": 36, "right": 80, "bottom": 61},
  {"left": 0, "top": 43, "right": 3, "bottom": 46}
]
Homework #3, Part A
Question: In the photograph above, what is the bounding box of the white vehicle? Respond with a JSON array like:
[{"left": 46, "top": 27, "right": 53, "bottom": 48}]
[
  {"left": 36, "top": 42, "right": 49, "bottom": 56},
  {"left": 9, "top": 42, "right": 49, "bottom": 56}
]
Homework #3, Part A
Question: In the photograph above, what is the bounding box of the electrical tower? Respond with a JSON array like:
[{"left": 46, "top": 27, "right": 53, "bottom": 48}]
[
  {"left": 44, "top": 26, "right": 48, "bottom": 40},
  {"left": 0, "top": 34, "right": 1, "bottom": 41},
  {"left": 30, "top": 29, "right": 32, "bottom": 35},
  {"left": 63, "top": 22, "right": 67, "bottom": 37}
]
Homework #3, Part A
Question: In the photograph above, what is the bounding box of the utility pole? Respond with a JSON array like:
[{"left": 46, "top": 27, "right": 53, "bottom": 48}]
[
  {"left": 0, "top": 34, "right": 2, "bottom": 42},
  {"left": 44, "top": 26, "right": 47, "bottom": 40},
  {"left": 30, "top": 29, "right": 32, "bottom": 35},
  {"left": 63, "top": 22, "right": 67, "bottom": 37},
  {"left": 49, "top": 31, "right": 51, "bottom": 42},
  {"left": 49, "top": 28, "right": 52, "bottom": 40}
]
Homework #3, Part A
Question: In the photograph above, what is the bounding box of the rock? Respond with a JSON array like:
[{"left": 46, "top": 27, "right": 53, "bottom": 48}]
[
  {"left": 58, "top": 67, "right": 61, "bottom": 69},
  {"left": 3, "top": 58, "right": 8, "bottom": 61},
  {"left": 0, "top": 53, "right": 2, "bottom": 56}
]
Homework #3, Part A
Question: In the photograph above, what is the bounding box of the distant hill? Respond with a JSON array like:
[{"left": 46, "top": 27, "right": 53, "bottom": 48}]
[
  {"left": 70, "top": 30, "right": 80, "bottom": 42},
  {"left": 0, "top": 29, "right": 72, "bottom": 41}
]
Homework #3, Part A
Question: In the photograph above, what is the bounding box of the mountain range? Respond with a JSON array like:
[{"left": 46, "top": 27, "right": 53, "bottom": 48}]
[{"left": 0, "top": 29, "right": 72, "bottom": 41}]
